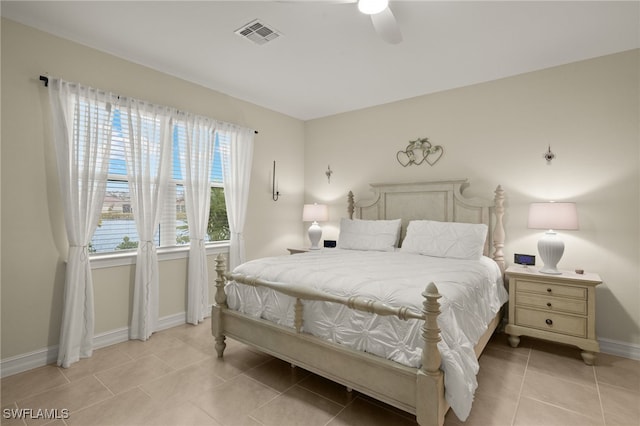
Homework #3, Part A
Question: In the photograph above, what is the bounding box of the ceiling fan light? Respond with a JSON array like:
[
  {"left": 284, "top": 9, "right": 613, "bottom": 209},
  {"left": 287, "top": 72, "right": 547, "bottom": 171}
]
[{"left": 358, "top": 0, "right": 389, "bottom": 15}]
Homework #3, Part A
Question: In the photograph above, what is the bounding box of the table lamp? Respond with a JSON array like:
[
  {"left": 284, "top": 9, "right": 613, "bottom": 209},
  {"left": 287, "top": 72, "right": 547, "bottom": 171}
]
[{"left": 302, "top": 203, "right": 329, "bottom": 250}]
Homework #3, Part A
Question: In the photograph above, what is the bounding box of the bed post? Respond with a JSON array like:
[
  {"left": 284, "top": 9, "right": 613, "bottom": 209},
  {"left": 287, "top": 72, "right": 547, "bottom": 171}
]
[
  {"left": 212, "top": 253, "right": 228, "bottom": 358},
  {"left": 416, "top": 282, "right": 445, "bottom": 426},
  {"left": 348, "top": 191, "right": 355, "bottom": 219},
  {"left": 492, "top": 185, "right": 506, "bottom": 273}
]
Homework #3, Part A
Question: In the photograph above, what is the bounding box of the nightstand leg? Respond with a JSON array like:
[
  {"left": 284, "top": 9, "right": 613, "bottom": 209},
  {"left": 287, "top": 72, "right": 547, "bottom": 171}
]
[
  {"left": 507, "top": 334, "right": 520, "bottom": 348},
  {"left": 581, "top": 351, "right": 596, "bottom": 366}
]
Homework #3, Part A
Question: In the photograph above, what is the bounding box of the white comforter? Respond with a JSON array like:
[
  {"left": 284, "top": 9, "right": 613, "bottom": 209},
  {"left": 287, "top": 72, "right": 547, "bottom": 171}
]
[{"left": 225, "top": 249, "right": 508, "bottom": 420}]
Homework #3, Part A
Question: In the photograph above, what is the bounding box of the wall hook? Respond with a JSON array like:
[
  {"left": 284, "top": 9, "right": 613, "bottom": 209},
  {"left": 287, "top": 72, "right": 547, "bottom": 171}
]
[{"left": 326, "top": 165, "right": 333, "bottom": 183}]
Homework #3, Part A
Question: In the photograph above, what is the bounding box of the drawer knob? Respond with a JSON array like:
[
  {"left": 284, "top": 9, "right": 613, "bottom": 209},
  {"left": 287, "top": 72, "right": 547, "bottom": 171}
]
[
  {"left": 546, "top": 288, "right": 552, "bottom": 293},
  {"left": 545, "top": 319, "right": 553, "bottom": 325},
  {"left": 547, "top": 302, "right": 552, "bottom": 307}
]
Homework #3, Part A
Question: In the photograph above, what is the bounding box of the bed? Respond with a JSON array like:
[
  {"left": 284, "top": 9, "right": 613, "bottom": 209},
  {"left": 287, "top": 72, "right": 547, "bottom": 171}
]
[{"left": 211, "top": 179, "right": 507, "bottom": 426}]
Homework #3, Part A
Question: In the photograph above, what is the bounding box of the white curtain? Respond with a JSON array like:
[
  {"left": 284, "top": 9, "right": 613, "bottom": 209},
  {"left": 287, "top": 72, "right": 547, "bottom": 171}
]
[
  {"left": 124, "top": 99, "right": 172, "bottom": 340},
  {"left": 182, "top": 115, "right": 216, "bottom": 324},
  {"left": 49, "top": 79, "right": 114, "bottom": 367},
  {"left": 220, "top": 125, "right": 255, "bottom": 270}
]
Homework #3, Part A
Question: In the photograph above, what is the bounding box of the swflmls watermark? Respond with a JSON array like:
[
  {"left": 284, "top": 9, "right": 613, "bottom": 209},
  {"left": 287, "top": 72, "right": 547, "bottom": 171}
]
[{"left": 3, "top": 408, "right": 70, "bottom": 420}]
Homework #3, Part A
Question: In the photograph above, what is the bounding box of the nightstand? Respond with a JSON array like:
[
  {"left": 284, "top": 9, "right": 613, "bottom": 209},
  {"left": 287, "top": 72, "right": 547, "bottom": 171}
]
[
  {"left": 287, "top": 248, "right": 309, "bottom": 254},
  {"left": 505, "top": 265, "right": 602, "bottom": 365}
]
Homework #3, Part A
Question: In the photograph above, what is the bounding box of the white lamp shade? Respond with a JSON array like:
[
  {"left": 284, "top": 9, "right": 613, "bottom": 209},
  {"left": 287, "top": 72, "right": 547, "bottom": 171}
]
[
  {"left": 528, "top": 202, "right": 578, "bottom": 274},
  {"left": 302, "top": 203, "right": 329, "bottom": 222},
  {"left": 527, "top": 202, "right": 578, "bottom": 231}
]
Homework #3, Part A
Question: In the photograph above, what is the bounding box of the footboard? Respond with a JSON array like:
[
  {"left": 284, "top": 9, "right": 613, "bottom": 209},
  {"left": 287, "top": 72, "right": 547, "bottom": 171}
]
[{"left": 212, "top": 254, "right": 448, "bottom": 426}]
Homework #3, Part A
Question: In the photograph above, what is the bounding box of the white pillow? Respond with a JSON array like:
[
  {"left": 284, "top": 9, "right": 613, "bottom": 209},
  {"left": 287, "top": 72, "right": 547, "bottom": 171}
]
[
  {"left": 400, "top": 220, "right": 487, "bottom": 260},
  {"left": 337, "top": 218, "right": 402, "bottom": 252}
]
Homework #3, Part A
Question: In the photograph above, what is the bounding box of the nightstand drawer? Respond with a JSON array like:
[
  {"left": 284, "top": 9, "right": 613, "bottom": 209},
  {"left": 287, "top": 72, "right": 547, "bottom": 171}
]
[
  {"left": 515, "top": 293, "right": 587, "bottom": 315},
  {"left": 515, "top": 307, "right": 587, "bottom": 338},
  {"left": 516, "top": 280, "right": 586, "bottom": 299}
]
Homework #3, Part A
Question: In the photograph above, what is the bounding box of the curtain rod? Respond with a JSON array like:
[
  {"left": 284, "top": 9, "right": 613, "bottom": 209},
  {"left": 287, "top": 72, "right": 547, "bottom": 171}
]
[{"left": 39, "top": 75, "right": 258, "bottom": 134}]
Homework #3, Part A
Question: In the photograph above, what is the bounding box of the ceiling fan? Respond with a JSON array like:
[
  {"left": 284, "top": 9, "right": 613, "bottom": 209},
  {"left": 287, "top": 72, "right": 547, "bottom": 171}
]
[
  {"left": 353, "top": 0, "right": 403, "bottom": 44},
  {"left": 279, "top": 0, "right": 402, "bottom": 44}
]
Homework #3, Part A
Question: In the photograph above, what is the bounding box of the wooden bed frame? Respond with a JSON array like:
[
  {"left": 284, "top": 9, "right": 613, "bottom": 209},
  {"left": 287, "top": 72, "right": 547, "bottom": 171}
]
[{"left": 212, "top": 179, "right": 506, "bottom": 426}]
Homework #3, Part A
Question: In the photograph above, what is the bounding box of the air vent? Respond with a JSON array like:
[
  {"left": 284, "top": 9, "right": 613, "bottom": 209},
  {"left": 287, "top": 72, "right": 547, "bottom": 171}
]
[{"left": 235, "top": 19, "right": 281, "bottom": 45}]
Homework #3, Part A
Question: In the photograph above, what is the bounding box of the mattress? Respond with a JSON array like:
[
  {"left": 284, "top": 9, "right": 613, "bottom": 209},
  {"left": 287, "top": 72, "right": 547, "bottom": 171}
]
[{"left": 225, "top": 249, "right": 508, "bottom": 420}]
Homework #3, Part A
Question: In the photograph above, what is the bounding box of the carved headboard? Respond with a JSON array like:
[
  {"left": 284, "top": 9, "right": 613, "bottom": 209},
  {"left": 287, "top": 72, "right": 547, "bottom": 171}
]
[{"left": 347, "top": 179, "right": 505, "bottom": 272}]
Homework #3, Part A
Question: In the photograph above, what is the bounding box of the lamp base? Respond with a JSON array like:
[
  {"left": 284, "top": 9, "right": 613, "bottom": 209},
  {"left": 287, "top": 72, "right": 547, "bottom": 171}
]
[
  {"left": 537, "top": 230, "right": 564, "bottom": 275},
  {"left": 308, "top": 221, "right": 322, "bottom": 250},
  {"left": 538, "top": 267, "right": 563, "bottom": 275}
]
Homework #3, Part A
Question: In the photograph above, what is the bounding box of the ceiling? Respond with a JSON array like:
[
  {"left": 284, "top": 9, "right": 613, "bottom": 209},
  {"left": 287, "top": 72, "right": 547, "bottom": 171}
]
[{"left": 2, "top": 1, "right": 639, "bottom": 120}]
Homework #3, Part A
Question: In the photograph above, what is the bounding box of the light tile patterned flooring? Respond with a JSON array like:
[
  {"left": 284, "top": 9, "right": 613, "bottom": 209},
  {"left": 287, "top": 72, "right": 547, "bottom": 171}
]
[{"left": 2, "top": 319, "right": 639, "bottom": 426}]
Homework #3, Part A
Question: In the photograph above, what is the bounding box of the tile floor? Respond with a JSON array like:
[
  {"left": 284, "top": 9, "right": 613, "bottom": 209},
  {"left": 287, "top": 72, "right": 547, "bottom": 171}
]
[{"left": 2, "top": 319, "right": 639, "bottom": 426}]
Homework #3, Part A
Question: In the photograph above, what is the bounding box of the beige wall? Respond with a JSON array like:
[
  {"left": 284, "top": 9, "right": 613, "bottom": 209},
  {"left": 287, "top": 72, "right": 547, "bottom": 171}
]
[
  {"left": 1, "top": 19, "right": 305, "bottom": 360},
  {"left": 305, "top": 50, "right": 640, "bottom": 348},
  {"left": 2, "top": 16, "right": 639, "bottom": 364}
]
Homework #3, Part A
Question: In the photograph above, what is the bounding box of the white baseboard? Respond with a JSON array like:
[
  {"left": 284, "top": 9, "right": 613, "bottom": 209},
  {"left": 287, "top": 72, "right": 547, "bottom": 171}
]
[
  {"left": 0, "top": 346, "right": 59, "bottom": 379},
  {"left": 1, "top": 311, "right": 189, "bottom": 378},
  {"left": 2, "top": 316, "right": 638, "bottom": 378},
  {"left": 599, "top": 337, "right": 640, "bottom": 360}
]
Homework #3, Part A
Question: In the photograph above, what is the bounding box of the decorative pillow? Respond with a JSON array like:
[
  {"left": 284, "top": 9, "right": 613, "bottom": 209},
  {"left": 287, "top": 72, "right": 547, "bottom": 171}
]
[
  {"left": 400, "top": 220, "right": 487, "bottom": 260},
  {"left": 337, "top": 218, "right": 402, "bottom": 252}
]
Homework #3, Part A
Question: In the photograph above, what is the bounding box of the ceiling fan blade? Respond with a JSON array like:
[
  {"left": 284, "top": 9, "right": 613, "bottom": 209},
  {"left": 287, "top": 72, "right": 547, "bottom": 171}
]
[{"left": 370, "top": 6, "right": 402, "bottom": 44}]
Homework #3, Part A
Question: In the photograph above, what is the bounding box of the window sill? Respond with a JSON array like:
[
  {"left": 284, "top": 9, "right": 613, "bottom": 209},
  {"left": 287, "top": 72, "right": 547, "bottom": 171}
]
[{"left": 90, "top": 241, "right": 230, "bottom": 269}]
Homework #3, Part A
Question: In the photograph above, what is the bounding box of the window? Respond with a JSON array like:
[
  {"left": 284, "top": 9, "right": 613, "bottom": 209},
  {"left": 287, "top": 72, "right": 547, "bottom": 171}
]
[{"left": 90, "top": 108, "right": 229, "bottom": 254}]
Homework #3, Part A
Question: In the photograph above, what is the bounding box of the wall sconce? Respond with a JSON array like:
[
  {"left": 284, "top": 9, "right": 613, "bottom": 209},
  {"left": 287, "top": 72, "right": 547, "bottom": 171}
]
[
  {"left": 543, "top": 145, "right": 556, "bottom": 164},
  {"left": 272, "top": 161, "right": 280, "bottom": 201},
  {"left": 326, "top": 165, "right": 333, "bottom": 183}
]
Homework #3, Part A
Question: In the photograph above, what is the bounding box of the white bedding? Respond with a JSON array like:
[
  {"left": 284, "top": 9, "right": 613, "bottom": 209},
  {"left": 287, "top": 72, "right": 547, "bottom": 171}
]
[{"left": 225, "top": 249, "right": 508, "bottom": 420}]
